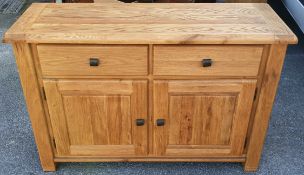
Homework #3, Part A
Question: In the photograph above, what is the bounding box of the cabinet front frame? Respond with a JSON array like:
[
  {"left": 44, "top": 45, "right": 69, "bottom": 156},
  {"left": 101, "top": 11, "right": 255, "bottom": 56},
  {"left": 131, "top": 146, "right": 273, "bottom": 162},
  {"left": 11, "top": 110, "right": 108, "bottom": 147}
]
[{"left": 22, "top": 43, "right": 283, "bottom": 171}]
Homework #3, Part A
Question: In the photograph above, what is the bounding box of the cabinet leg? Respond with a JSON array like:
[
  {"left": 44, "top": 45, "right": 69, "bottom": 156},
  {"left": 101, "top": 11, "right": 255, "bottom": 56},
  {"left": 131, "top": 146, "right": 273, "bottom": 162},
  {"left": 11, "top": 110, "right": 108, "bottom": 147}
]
[
  {"left": 12, "top": 43, "right": 57, "bottom": 172},
  {"left": 243, "top": 160, "right": 259, "bottom": 172},
  {"left": 243, "top": 45, "right": 288, "bottom": 173},
  {"left": 41, "top": 162, "right": 56, "bottom": 172}
]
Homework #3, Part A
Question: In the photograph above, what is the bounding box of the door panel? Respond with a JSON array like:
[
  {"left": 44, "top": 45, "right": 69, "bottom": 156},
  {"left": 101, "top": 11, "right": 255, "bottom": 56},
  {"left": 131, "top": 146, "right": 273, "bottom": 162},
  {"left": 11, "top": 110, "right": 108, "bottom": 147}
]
[
  {"left": 153, "top": 80, "right": 256, "bottom": 156},
  {"left": 44, "top": 80, "right": 147, "bottom": 157},
  {"left": 168, "top": 95, "right": 236, "bottom": 146},
  {"left": 63, "top": 96, "right": 132, "bottom": 145}
]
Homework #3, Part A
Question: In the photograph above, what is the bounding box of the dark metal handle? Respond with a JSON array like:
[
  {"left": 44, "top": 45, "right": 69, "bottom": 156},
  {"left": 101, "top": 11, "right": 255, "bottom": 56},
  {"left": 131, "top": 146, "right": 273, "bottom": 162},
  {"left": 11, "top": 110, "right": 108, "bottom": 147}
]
[
  {"left": 90, "top": 58, "right": 100, "bottom": 66},
  {"left": 156, "top": 119, "right": 165, "bottom": 126},
  {"left": 136, "top": 119, "right": 145, "bottom": 126},
  {"left": 202, "top": 58, "right": 212, "bottom": 67}
]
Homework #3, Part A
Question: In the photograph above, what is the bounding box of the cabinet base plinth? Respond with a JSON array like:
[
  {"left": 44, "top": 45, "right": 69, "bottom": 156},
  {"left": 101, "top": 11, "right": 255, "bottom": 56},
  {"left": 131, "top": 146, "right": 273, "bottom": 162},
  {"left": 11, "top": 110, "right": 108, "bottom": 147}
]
[{"left": 54, "top": 156, "right": 246, "bottom": 163}]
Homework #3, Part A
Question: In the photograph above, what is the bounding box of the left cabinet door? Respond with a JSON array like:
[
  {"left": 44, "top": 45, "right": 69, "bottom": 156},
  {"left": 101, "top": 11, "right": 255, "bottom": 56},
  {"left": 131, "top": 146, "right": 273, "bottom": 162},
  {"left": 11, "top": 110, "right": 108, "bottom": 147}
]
[{"left": 43, "top": 80, "right": 148, "bottom": 157}]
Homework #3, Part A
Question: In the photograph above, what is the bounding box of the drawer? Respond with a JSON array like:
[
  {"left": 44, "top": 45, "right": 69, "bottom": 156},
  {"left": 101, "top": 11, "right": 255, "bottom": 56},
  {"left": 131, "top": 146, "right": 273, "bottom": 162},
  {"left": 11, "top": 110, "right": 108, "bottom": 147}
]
[
  {"left": 153, "top": 45, "right": 263, "bottom": 76},
  {"left": 37, "top": 45, "right": 148, "bottom": 76}
]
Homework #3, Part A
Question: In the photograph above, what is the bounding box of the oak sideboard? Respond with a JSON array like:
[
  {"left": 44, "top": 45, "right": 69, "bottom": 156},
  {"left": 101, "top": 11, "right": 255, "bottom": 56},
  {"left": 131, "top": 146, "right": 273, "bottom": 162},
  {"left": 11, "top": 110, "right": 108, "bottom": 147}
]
[{"left": 3, "top": 3, "right": 297, "bottom": 172}]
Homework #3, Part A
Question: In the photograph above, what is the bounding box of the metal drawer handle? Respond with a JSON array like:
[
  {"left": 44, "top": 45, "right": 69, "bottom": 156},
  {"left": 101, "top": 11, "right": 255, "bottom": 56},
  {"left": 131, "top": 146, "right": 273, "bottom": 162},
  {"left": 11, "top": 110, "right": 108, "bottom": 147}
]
[
  {"left": 202, "top": 58, "right": 212, "bottom": 67},
  {"left": 156, "top": 119, "right": 165, "bottom": 126},
  {"left": 89, "top": 58, "right": 100, "bottom": 66},
  {"left": 136, "top": 119, "right": 145, "bottom": 126}
]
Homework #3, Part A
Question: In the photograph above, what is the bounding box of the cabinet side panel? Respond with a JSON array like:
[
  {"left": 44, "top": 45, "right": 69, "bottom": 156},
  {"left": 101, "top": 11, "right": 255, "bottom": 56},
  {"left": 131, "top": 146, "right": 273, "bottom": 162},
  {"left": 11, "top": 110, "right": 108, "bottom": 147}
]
[
  {"left": 244, "top": 44, "right": 288, "bottom": 171},
  {"left": 12, "top": 42, "right": 55, "bottom": 171}
]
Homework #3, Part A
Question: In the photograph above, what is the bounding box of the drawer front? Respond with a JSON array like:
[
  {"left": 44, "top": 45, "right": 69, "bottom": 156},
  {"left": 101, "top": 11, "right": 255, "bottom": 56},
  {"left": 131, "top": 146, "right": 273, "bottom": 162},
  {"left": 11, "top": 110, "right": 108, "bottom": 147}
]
[
  {"left": 154, "top": 45, "right": 263, "bottom": 76},
  {"left": 37, "top": 45, "right": 148, "bottom": 76}
]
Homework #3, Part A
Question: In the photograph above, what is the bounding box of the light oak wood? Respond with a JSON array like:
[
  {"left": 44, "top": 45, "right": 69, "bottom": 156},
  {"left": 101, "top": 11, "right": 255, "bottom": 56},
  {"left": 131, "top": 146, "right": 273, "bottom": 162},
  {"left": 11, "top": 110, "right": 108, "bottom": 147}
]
[
  {"left": 4, "top": 3, "right": 297, "bottom": 172},
  {"left": 57, "top": 80, "right": 133, "bottom": 95},
  {"left": 37, "top": 44, "right": 148, "bottom": 76},
  {"left": 154, "top": 45, "right": 263, "bottom": 76},
  {"left": 12, "top": 43, "right": 55, "bottom": 171},
  {"left": 70, "top": 145, "right": 135, "bottom": 156},
  {"left": 43, "top": 80, "right": 148, "bottom": 157},
  {"left": 30, "top": 44, "right": 57, "bottom": 154},
  {"left": 226, "top": 0, "right": 267, "bottom": 2},
  {"left": 244, "top": 44, "right": 288, "bottom": 171},
  {"left": 54, "top": 156, "right": 246, "bottom": 162},
  {"left": 3, "top": 3, "right": 297, "bottom": 44},
  {"left": 148, "top": 45, "right": 154, "bottom": 155},
  {"left": 94, "top": 0, "right": 122, "bottom": 3},
  {"left": 153, "top": 80, "right": 256, "bottom": 156},
  {"left": 243, "top": 44, "right": 270, "bottom": 153}
]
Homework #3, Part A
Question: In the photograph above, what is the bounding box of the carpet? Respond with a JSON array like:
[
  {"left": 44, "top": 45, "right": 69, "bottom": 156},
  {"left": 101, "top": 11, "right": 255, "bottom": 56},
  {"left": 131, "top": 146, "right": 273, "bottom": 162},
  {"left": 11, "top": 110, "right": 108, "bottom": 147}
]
[{"left": 0, "top": 0, "right": 25, "bottom": 14}]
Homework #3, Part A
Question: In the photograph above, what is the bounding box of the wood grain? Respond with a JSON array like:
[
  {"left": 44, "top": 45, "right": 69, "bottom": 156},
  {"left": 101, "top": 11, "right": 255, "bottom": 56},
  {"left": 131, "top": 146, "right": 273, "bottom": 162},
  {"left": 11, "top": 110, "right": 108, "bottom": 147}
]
[
  {"left": 4, "top": 2, "right": 296, "bottom": 172},
  {"left": 153, "top": 81, "right": 169, "bottom": 155},
  {"left": 57, "top": 80, "right": 133, "bottom": 95},
  {"left": 154, "top": 45, "right": 263, "bottom": 76},
  {"left": 43, "top": 81, "right": 71, "bottom": 155},
  {"left": 3, "top": 3, "right": 297, "bottom": 44},
  {"left": 12, "top": 43, "right": 55, "bottom": 171},
  {"left": 244, "top": 44, "right": 288, "bottom": 171},
  {"left": 63, "top": 96, "right": 132, "bottom": 145},
  {"left": 70, "top": 145, "right": 135, "bottom": 156},
  {"left": 168, "top": 95, "right": 236, "bottom": 145},
  {"left": 37, "top": 45, "right": 148, "bottom": 76},
  {"left": 243, "top": 44, "right": 270, "bottom": 154},
  {"left": 153, "top": 80, "right": 256, "bottom": 156},
  {"left": 226, "top": 0, "right": 267, "bottom": 2},
  {"left": 131, "top": 81, "right": 148, "bottom": 155},
  {"left": 30, "top": 44, "right": 57, "bottom": 155},
  {"left": 54, "top": 156, "right": 246, "bottom": 162},
  {"left": 94, "top": 0, "right": 122, "bottom": 3},
  {"left": 43, "top": 80, "right": 148, "bottom": 157}
]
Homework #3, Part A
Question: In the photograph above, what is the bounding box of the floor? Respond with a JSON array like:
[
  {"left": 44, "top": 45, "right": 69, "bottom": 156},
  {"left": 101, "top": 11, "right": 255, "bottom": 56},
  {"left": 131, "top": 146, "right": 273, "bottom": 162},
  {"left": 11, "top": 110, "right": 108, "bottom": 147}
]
[{"left": 0, "top": 1, "right": 304, "bottom": 175}]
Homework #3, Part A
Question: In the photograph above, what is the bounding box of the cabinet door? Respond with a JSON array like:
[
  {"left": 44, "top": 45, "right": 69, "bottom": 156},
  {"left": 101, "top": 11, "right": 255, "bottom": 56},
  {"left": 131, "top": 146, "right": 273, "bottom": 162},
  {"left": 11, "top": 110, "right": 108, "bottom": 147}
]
[
  {"left": 153, "top": 80, "right": 256, "bottom": 156},
  {"left": 44, "top": 80, "right": 147, "bottom": 157}
]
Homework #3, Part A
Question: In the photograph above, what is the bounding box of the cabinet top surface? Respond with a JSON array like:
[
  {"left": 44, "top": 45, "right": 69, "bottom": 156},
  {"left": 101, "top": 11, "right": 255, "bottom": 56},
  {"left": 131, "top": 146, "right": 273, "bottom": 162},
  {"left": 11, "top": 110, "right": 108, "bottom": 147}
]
[{"left": 3, "top": 3, "right": 297, "bottom": 44}]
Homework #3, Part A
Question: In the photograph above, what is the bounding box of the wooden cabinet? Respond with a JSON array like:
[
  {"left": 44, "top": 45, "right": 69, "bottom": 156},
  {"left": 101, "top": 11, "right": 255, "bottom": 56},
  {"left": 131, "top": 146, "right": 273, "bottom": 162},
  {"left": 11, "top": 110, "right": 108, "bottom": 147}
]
[
  {"left": 43, "top": 80, "right": 148, "bottom": 156},
  {"left": 153, "top": 80, "right": 256, "bottom": 156},
  {"left": 4, "top": 3, "right": 297, "bottom": 172}
]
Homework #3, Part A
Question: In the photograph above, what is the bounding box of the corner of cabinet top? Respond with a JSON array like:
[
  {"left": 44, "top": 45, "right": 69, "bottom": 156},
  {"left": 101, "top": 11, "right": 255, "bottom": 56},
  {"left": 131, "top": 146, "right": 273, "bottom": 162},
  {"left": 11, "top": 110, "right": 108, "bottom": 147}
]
[{"left": 3, "top": 3, "right": 298, "bottom": 45}]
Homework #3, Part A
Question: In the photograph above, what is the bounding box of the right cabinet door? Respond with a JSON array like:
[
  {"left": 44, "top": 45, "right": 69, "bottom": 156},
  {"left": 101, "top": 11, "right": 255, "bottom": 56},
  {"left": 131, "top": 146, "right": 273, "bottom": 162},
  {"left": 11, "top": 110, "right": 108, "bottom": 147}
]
[{"left": 153, "top": 80, "right": 256, "bottom": 156}]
